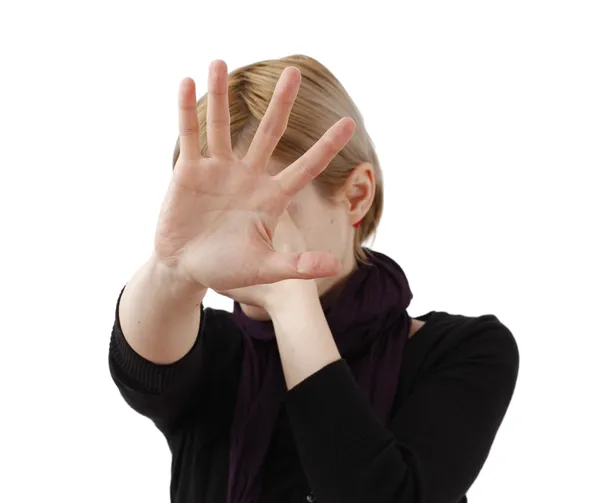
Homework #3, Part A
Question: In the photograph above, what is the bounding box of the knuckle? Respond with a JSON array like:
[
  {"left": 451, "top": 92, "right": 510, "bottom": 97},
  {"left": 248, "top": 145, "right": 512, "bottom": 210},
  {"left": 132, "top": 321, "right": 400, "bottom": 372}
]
[
  {"left": 208, "top": 82, "right": 228, "bottom": 96},
  {"left": 179, "top": 100, "right": 197, "bottom": 111},
  {"left": 275, "top": 176, "right": 295, "bottom": 199},
  {"left": 208, "top": 117, "right": 229, "bottom": 130},
  {"left": 180, "top": 124, "right": 199, "bottom": 136},
  {"left": 261, "top": 116, "right": 285, "bottom": 138}
]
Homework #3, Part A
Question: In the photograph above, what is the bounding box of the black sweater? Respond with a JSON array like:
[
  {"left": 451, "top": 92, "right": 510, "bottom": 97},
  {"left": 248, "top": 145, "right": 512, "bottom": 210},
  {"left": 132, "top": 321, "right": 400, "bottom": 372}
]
[{"left": 108, "top": 297, "right": 519, "bottom": 503}]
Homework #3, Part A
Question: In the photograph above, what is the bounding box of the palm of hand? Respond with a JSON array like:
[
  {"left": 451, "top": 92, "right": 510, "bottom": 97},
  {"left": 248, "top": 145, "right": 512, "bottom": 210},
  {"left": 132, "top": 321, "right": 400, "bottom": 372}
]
[
  {"left": 153, "top": 60, "right": 355, "bottom": 292},
  {"left": 214, "top": 209, "right": 311, "bottom": 306},
  {"left": 155, "top": 157, "right": 282, "bottom": 290}
]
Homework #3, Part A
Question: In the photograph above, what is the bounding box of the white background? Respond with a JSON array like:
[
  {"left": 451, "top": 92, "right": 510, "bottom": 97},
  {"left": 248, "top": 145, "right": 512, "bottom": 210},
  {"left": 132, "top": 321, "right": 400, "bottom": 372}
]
[{"left": 1, "top": 1, "right": 598, "bottom": 502}]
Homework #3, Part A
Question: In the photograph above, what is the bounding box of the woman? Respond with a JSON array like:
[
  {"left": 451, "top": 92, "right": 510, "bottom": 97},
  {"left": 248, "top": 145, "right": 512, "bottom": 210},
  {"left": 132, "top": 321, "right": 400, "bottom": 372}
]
[{"left": 109, "top": 55, "right": 519, "bottom": 503}]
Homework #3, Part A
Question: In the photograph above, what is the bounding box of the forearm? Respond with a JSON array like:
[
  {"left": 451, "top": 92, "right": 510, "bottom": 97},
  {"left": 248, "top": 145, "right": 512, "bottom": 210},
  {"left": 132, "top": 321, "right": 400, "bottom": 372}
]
[
  {"left": 118, "top": 255, "right": 207, "bottom": 365},
  {"left": 267, "top": 281, "right": 341, "bottom": 389},
  {"left": 268, "top": 283, "right": 414, "bottom": 502}
]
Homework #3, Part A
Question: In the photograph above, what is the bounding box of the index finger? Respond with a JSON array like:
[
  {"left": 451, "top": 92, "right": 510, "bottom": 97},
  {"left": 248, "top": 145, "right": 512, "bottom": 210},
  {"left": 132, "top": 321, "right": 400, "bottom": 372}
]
[
  {"left": 178, "top": 77, "right": 202, "bottom": 160},
  {"left": 275, "top": 117, "right": 355, "bottom": 196}
]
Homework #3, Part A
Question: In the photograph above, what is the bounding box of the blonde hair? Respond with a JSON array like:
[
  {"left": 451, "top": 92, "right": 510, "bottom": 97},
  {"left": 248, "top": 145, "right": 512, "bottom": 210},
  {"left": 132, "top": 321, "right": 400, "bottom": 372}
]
[{"left": 172, "top": 54, "right": 383, "bottom": 263}]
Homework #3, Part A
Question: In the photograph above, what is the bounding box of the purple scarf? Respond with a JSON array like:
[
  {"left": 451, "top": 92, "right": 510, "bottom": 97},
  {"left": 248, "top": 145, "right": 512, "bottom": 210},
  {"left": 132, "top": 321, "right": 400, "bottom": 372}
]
[{"left": 227, "top": 249, "right": 413, "bottom": 503}]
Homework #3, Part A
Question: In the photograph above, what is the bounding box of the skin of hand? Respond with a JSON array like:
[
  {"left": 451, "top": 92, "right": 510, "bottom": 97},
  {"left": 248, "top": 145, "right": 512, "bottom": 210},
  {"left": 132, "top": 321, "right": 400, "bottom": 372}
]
[
  {"left": 148, "top": 60, "right": 421, "bottom": 387},
  {"left": 153, "top": 61, "right": 356, "bottom": 293},
  {"left": 216, "top": 209, "right": 322, "bottom": 311},
  {"left": 219, "top": 207, "right": 342, "bottom": 389}
]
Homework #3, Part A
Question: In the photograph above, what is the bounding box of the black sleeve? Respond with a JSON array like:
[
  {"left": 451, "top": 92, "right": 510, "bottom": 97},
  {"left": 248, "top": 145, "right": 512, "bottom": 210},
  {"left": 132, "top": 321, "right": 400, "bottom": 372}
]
[
  {"left": 108, "top": 289, "right": 244, "bottom": 439},
  {"left": 284, "top": 318, "right": 519, "bottom": 503}
]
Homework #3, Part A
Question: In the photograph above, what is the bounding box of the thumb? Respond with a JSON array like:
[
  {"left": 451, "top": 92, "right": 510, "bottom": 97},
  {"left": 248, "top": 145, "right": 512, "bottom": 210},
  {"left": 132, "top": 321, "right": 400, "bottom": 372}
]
[{"left": 260, "top": 250, "right": 342, "bottom": 283}]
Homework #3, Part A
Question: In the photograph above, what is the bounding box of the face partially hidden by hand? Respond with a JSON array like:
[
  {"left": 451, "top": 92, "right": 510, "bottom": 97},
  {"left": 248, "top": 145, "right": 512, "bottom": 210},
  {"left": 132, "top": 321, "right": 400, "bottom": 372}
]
[{"left": 238, "top": 157, "right": 371, "bottom": 320}]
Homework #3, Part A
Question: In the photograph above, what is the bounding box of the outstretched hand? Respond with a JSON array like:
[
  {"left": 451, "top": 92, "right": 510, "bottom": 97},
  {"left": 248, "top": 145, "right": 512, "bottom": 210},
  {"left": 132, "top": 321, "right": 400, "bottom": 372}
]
[{"left": 154, "top": 60, "right": 355, "bottom": 291}]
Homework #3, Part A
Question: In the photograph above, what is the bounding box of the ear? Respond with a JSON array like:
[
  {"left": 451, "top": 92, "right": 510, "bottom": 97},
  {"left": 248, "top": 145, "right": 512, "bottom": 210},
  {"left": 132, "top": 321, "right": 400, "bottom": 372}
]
[{"left": 342, "top": 163, "right": 376, "bottom": 226}]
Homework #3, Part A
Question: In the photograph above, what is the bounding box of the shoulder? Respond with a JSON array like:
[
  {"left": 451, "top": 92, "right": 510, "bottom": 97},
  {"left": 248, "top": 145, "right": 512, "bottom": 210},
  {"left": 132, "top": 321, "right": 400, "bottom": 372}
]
[{"left": 408, "top": 310, "right": 519, "bottom": 378}]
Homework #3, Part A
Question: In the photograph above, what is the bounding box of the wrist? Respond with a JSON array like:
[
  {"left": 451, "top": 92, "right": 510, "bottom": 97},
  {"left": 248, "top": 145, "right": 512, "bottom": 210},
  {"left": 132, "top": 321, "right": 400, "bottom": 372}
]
[
  {"left": 147, "top": 254, "right": 207, "bottom": 300},
  {"left": 263, "top": 279, "right": 319, "bottom": 315}
]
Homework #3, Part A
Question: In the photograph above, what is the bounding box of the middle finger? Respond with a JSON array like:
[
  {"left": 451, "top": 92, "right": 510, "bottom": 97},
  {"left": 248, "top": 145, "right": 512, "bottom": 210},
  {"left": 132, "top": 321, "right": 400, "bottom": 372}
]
[{"left": 206, "top": 60, "right": 233, "bottom": 158}]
